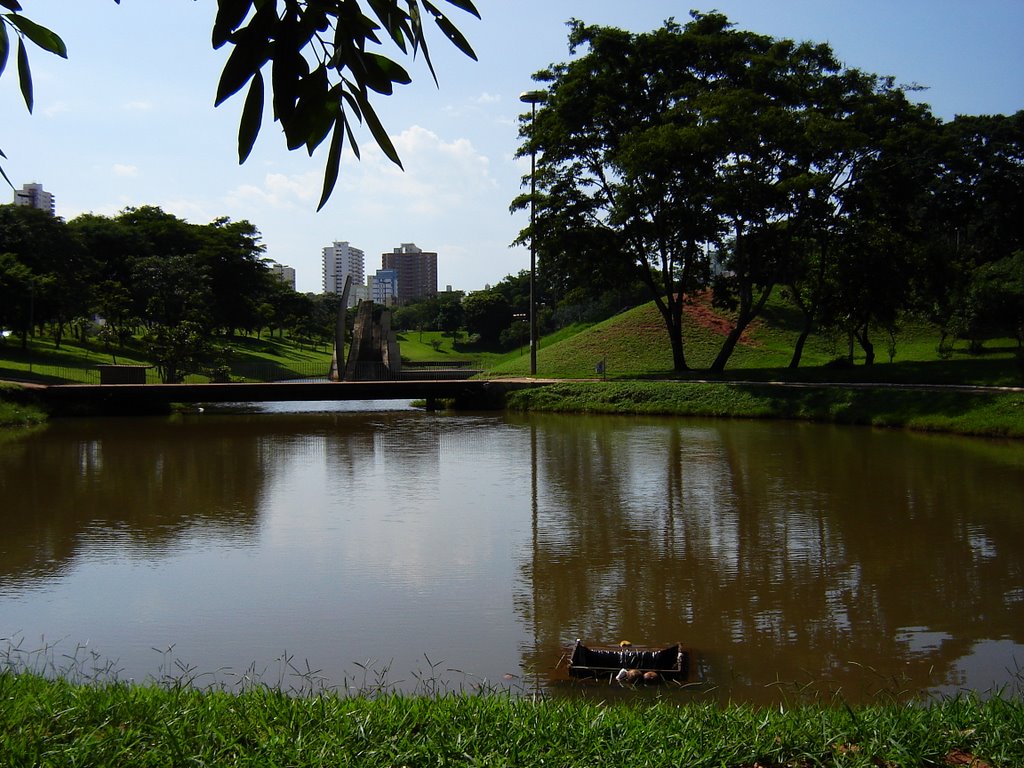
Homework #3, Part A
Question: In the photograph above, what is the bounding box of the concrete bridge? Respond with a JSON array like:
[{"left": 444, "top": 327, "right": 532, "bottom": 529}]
[{"left": 24, "top": 378, "right": 550, "bottom": 415}]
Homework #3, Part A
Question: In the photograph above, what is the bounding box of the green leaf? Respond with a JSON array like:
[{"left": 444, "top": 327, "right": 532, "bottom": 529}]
[
  {"left": 6, "top": 13, "right": 67, "bottom": 57},
  {"left": 317, "top": 117, "right": 346, "bottom": 212},
  {"left": 368, "top": 52, "right": 412, "bottom": 91},
  {"left": 16, "top": 36, "right": 31, "bottom": 112},
  {"left": 237, "top": 70, "right": 263, "bottom": 163},
  {"left": 441, "top": 0, "right": 480, "bottom": 19},
  {"left": 212, "top": 0, "right": 253, "bottom": 49},
  {"left": 350, "top": 84, "right": 402, "bottom": 168},
  {"left": 271, "top": 30, "right": 311, "bottom": 130},
  {"left": 215, "top": 36, "right": 269, "bottom": 106},
  {"left": 343, "top": 113, "right": 361, "bottom": 160},
  {"left": 0, "top": 2, "right": 24, "bottom": 13},
  {"left": 293, "top": 66, "right": 334, "bottom": 155},
  {"left": 0, "top": 21, "right": 9, "bottom": 76},
  {"left": 214, "top": 6, "right": 274, "bottom": 106},
  {"left": 367, "top": 0, "right": 412, "bottom": 51},
  {"left": 303, "top": 99, "right": 336, "bottom": 156},
  {"left": 0, "top": 145, "right": 11, "bottom": 190},
  {"left": 423, "top": 1, "right": 477, "bottom": 60},
  {"left": 432, "top": 13, "right": 477, "bottom": 61}
]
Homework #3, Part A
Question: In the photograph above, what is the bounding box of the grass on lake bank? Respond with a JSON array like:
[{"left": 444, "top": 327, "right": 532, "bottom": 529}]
[
  {"left": 505, "top": 381, "right": 1024, "bottom": 439},
  {"left": 2, "top": 671, "right": 1022, "bottom": 767},
  {"left": 0, "top": 382, "right": 47, "bottom": 428}
]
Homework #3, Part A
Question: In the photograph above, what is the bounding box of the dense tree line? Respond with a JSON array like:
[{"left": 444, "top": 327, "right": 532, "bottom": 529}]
[
  {"left": 389, "top": 272, "right": 535, "bottom": 351},
  {"left": 0, "top": 204, "right": 340, "bottom": 381},
  {"left": 513, "top": 13, "right": 1024, "bottom": 371}
]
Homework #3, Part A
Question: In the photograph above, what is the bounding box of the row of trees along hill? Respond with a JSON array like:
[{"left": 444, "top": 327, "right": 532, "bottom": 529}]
[
  {"left": 0, "top": 204, "right": 343, "bottom": 382},
  {"left": 513, "top": 13, "right": 1024, "bottom": 372}
]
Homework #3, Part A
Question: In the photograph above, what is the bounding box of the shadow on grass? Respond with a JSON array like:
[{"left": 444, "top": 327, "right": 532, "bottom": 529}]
[
  {"left": 628, "top": 354, "right": 1024, "bottom": 388},
  {"left": 731, "top": 382, "right": 1002, "bottom": 427},
  {"left": 0, "top": 365, "right": 69, "bottom": 385}
]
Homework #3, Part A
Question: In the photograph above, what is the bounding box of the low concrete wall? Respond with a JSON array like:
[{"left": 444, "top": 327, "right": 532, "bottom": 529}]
[{"left": 97, "top": 365, "right": 148, "bottom": 384}]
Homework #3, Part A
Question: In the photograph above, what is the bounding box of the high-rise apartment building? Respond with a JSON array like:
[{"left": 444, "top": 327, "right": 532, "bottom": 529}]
[
  {"left": 268, "top": 262, "right": 296, "bottom": 290},
  {"left": 381, "top": 243, "right": 437, "bottom": 304},
  {"left": 371, "top": 269, "right": 399, "bottom": 306},
  {"left": 322, "top": 241, "right": 365, "bottom": 305},
  {"left": 13, "top": 183, "right": 55, "bottom": 215}
]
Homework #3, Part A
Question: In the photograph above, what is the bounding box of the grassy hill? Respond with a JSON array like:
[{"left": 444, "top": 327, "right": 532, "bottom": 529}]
[{"left": 484, "top": 293, "right": 1024, "bottom": 387}]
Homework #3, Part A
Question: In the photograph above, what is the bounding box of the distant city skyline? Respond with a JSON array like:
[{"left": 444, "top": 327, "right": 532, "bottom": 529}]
[{"left": 3, "top": 1, "right": 1021, "bottom": 293}]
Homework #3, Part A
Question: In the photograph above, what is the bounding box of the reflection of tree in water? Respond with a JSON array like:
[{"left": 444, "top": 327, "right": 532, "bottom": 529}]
[
  {"left": 0, "top": 416, "right": 294, "bottom": 587},
  {"left": 0, "top": 410, "right": 451, "bottom": 593},
  {"left": 321, "top": 411, "right": 443, "bottom": 504},
  {"left": 515, "top": 417, "right": 1024, "bottom": 700}
]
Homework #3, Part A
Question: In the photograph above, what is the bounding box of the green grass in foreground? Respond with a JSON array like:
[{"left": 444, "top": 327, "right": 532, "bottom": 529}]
[
  {"left": 0, "top": 382, "right": 47, "bottom": 428},
  {"left": 506, "top": 381, "right": 1024, "bottom": 439},
  {"left": 2, "top": 672, "right": 1022, "bottom": 767}
]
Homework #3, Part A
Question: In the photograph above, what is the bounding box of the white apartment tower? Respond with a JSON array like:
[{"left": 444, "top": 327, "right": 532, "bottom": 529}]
[
  {"left": 13, "top": 183, "right": 55, "bottom": 215},
  {"left": 322, "top": 241, "right": 365, "bottom": 305},
  {"left": 268, "top": 262, "right": 296, "bottom": 290}
]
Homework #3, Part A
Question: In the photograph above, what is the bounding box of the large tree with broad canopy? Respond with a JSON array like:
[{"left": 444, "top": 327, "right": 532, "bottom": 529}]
[{"left": 515, "top": 12, "right": 932, "bottom": 372}]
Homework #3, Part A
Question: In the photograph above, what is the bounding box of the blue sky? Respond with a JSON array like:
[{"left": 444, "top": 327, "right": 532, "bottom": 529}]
[{"left": 3, "top": 1, "right": 1022, "bottom": 294}]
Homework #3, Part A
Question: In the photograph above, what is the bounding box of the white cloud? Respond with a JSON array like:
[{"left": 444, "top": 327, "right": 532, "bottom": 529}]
[
  {"left": 338, "top": 125, "right": 496, "bottom": 221},
  {"left": 157, "top": 198, "right": 217, "bottom": 224},
  {"left": 224, "top": 170, "right": 321, "bottom": 211},
  {"left": 122, "top": 100, "right": 153, "bottom": 112},
  {"left": 42, "top": 101, "right": 71, "bottom": 118},
  {"left": 476, "top": 92, "right": 501, "bottom": 104},
  {"left": 113, "top": 164, "right": 139, "bottom": 178}
]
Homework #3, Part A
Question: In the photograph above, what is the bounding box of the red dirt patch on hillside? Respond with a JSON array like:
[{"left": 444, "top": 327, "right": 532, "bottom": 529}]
[{"left": 684, "top": 291, "right": 761, "bottom": 345}]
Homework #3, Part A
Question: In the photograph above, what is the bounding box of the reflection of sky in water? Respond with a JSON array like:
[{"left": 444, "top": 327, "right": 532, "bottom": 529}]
[
  {"left": 207, "top": 399, "right": 419, "bottom": 414},
  {"left": 951, "top": 639, "right": 1023, "bottom": 695},
  {"left": 968, "top": 527, "right": 998, "bottom": 561},
  {"left": 895, "top": 625, "right": 955, "bottom": 655},
  {"left": 3, "top": 410, "right": 1024, "bottom": 702}
]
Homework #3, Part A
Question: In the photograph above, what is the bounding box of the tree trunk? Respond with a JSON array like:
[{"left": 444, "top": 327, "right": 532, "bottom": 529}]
[
  {"left": 654, "top": 295, "right": 688, "bottom": 372},
  {"left": 789, "top": 324, "right": 811, "bottom": 369},
  {"left": 669, "top": 327, "right": 688, "bottom": 372},
  {"left": 788, "top": 284, "right": 818, "bottom": 368},
  {"left": 710, "top": 325, "right": 744, "bottom": 372},
  {"left": 711, "top": 284, "right": 772, "bottom": 373},
  {"left": 854, "top": 325, "right": 875, "bottom": 365}
]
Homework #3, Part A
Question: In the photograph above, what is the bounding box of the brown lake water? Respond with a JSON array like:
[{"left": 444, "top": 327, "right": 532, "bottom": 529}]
[{"left": 2, "top": 403, "right": 1023, "bottom": 704}]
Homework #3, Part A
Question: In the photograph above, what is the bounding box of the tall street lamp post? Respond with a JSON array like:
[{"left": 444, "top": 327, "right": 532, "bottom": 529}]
[{"left": 519, "top": 89, "right": 546, "bottom": 376}]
